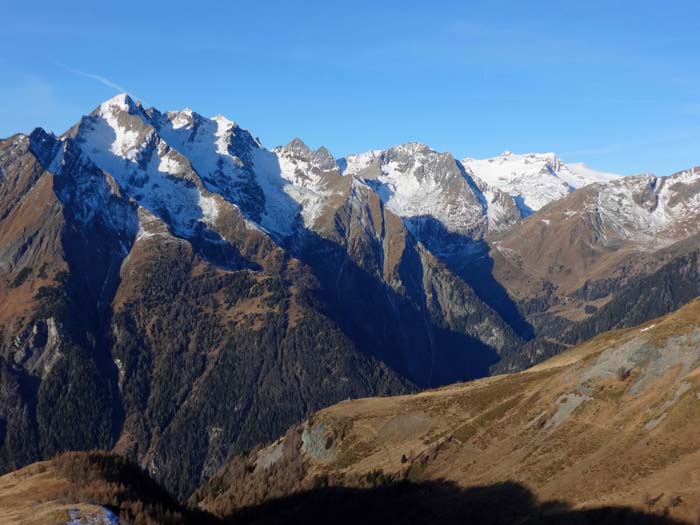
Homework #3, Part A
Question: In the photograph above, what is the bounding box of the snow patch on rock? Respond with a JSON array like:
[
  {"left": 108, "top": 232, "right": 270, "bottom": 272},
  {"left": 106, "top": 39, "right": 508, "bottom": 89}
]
[
  {"left": 342, "top": 143, "right": 496, "bottom": 237},
  {"left": 463, "top": 152, "right": 623, "bottom": 214},
  {"left": 66, "top": 506, "right": 119, "bottom": 525}
]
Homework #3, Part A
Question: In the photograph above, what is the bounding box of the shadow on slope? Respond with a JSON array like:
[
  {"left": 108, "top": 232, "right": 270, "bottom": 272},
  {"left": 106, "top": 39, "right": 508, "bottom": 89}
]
[
  {"left": 297, "top": 228, "right": 502, "bottom": 388},
  {"left": 225, "top": 479, "right": 685, "bottom": 525},
  {"left": 53, "top": 451, "right": 218, "bottom": 525},
  {"left": 562, "top": 247, "right": 700, "bottom": 346},
  {"left": 407, "top": 216, "right": 534, "bottom": 339}
]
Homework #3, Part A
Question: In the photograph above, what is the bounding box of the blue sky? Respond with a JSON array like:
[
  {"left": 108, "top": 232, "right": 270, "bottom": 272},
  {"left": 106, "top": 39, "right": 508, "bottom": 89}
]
[{"left": 1, "top": 0, "right": 699, "bottom": 175}]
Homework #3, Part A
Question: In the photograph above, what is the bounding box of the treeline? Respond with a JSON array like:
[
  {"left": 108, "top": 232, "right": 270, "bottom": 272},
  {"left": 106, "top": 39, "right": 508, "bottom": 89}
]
[
  {"left": 54, "top": 451, "right": 217, "bottom": 525},
  {"left": 561, "top": 250, "right": 700, "bottom": 346},
  {"left": 110, "top": 249, "right": 409, "bottom": 499},
  {"left": 497, "top": 249, "right": 700, "bottom": 372}
]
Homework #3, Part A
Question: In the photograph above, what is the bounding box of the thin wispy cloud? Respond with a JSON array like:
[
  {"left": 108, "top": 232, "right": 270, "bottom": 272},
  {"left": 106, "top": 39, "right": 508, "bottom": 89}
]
[{"left": 53, "top": 61, "right": 133, "bottom": 97}]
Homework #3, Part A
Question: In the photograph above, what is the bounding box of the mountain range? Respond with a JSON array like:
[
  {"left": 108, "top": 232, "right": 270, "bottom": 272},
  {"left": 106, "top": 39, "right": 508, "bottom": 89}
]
[{"left": 2, "top": 94, "right": 700, "bottom": 504}]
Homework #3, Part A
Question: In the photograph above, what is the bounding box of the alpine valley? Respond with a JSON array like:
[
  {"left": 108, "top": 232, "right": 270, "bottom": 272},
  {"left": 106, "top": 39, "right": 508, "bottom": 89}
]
[{"left": 2, "top": 95, "right": 700, "bottom": 523}]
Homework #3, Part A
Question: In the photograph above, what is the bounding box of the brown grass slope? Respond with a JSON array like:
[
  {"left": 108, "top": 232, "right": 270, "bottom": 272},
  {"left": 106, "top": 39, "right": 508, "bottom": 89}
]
[
  {"left": 487, "top": 170, "right": 700, "bottom": 332},
  {"left": 196, "top": 299, "right": 700, "bottom": 524}
]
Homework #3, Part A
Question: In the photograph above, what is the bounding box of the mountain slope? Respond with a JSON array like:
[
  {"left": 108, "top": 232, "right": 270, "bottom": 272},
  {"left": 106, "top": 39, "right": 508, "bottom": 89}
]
[
  {"left": 0, "top": 95, "right": 525, "bottom": 499},
  {"left": 196, "top": 300, "right": 700, "bottom": 524},
  {"left": 0, "top": 113, "right": 414, "bottom": 499},
  {"left": 492, "top": 167, "right": 700, "bottom": 299},
  {"left": 487, "top": 166, "right": 700, "bottom": 368}
]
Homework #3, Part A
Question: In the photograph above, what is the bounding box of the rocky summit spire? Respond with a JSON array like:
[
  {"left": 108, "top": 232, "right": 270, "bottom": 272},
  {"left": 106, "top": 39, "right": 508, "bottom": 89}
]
[{"left": 97, "top": 92, "right": 139, "bottom": 115}]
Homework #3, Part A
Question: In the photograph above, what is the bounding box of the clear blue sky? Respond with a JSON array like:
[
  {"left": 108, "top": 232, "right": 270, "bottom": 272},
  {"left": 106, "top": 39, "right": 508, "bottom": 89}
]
[{"left": 2, "top": 0, "right": 699, "bottom": 175}]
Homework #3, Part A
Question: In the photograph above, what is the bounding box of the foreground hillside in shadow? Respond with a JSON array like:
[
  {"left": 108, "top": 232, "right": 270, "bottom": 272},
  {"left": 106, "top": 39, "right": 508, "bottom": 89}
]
[
  {"left": 0, "top": 452, "right": 686, "bottom": 525},
  {"left": 228, "top": 480, "right": 686, "bottom": 525}
]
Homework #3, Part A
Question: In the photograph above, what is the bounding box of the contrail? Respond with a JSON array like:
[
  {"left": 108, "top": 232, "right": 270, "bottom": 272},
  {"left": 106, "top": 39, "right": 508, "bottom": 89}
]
[{"left": 54, "top": 61, "right": 133, "bottom": 97}]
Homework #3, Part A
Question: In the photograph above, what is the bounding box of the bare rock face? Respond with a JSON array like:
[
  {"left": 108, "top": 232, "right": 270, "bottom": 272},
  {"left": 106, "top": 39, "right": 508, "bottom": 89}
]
[{"left": 341, "top": 143, "right": 521, "bottom": 239}]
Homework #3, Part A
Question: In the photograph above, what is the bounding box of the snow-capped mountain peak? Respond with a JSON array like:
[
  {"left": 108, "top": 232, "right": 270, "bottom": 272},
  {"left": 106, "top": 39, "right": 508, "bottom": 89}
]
[
  {"left": 98, "top": 92, "right": 139, "bottom": 114},
  {"left": 340, "top": 143, "right": 521, "bottom": 238},
  {"left": 463, "top": 152, "right": 623, "bottom": 214},
  {"left": 52, "top": 97, "right": 636, "bottom": 254}
]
